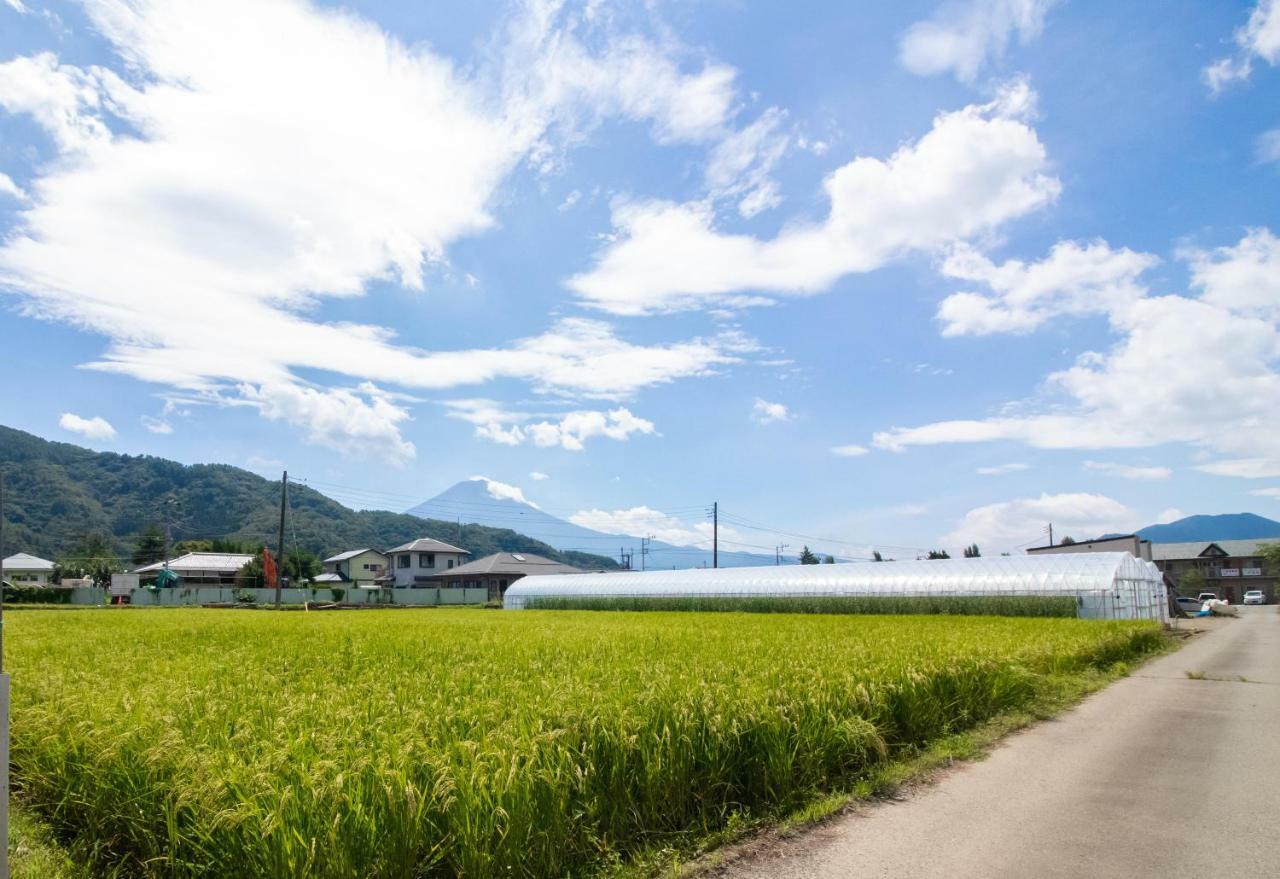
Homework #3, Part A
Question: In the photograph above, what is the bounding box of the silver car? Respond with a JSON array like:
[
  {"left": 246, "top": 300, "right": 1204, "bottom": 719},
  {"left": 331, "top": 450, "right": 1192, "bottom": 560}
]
[{"left": 1243, "top": 590, "right": 1265, "bottom": 605}]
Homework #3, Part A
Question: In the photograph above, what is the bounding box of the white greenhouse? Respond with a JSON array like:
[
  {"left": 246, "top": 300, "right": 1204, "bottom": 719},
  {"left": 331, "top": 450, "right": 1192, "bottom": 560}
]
[{"left": 504, "top": 552, "right": 1169, "bottom": 621}]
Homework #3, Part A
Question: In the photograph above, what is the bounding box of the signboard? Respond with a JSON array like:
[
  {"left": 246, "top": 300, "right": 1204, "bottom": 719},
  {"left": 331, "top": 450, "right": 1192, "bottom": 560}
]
[
  {"left": 1243, "top": 567, "right": 1263, "bottom": 577},
  {"left": 1220, "top": 568, "right": 1240, "bottom": 577},
  {"left": 110, "top": 573, "right": 139, "bottom": 596}
]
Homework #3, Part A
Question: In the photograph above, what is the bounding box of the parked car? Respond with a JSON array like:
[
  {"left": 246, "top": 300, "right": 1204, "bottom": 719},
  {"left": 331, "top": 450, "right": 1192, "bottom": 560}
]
[
  {"left": 1243, "top": 590, "right": 1265, "bottom": 605},
  {"left": 1197, "top": 592, "right": 1217, "bottom": 602},
  {"left": 1175, "top": 596, "right": 1204, "bottom": 615}
]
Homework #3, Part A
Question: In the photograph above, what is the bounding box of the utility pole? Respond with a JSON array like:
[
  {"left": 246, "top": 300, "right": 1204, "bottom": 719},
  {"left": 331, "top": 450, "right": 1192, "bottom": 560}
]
[
  {"left": 0, "top": 470, "right": 9, "bottom": 879},
  {"left": 275, "top": 471, "right": 288, "bottom": 607},
  {"left": 775, "top": 543, "right": 789, "bottom": 565},
  {"left": 457, "top": 516, "right": 462, "bottom": 544},
  {"left": 640, "top": 536, "right": 654, "bottom": 571},
  {"left": 1048, "top": 523, "right": 1054, "bottom": 547},
  {"left": 713, "top": 502, "right": 718, "bottom": 569}
]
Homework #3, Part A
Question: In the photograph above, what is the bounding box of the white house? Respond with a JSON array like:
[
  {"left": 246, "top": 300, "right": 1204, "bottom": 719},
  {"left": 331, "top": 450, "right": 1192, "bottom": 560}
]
[
  {"left": 320, "top": 549, "right": 387, "bottom": 588},
  {"left": 2, "top": 552, "right": 55, "bottom": 586},
  {"left": 384, "top": 538, "right": 470, "bottom": 587}
]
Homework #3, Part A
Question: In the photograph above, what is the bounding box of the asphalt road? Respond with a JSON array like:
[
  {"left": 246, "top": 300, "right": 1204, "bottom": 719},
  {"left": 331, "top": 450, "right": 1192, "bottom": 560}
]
[{"left": 724, "top": 607, "right": 1280, "bottom": 879}]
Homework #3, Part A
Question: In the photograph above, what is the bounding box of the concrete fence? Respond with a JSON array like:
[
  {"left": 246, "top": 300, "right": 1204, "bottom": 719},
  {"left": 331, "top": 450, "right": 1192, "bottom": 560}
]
[{"left": 68, "top": 585, "right": 488, "bottom": 607}]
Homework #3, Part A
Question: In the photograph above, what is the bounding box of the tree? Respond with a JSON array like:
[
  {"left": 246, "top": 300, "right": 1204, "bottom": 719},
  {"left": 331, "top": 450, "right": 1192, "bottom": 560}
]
[
  {"left": 1059, "top": 536, "right": 1077, "bottom": 545},
  {"left": 872, "top": 550, "right": 884, "bottom": 562},
  {"left": 1178, "top": 568, "right": 1209, "bottom": 596},
  {"left": 926, "top": 549, "right": 950, "bottom": 559},
  {"left": 132, "top": 524, "right": 167, "bottom": 566},
  {"left": 822, "top": 554, "right": 836, "bottom": 564},
  {"left": 1260, "top": 543, "right": 1280, "bottom": 577},
  {"left": 237, "top": 547, "right": 321, "bottom": 588},
  {"left": 55, "top": 533, "right": 123, "bottom": 586},
  {"left": 963, "top": 543, "right": 981, "bottom": 558},
  {"left": 798, "top": 546, "right": 820, "bottom": 565}
]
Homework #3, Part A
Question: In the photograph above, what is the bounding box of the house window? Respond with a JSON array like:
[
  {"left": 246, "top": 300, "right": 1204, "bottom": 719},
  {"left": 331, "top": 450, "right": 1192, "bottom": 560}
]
[
  {"left": 447, "top": 559, "right": 454, "bottom": 569},
  {"left": 397, "top": 555, "right": 410, "bottom": 569},
  {"left": 419, "top": 553, "right": 434, "bottom": 568}
]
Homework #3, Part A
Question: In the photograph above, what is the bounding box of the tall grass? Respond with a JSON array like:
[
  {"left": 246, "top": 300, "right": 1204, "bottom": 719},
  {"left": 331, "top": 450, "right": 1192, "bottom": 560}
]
[
  {"left": 5, "top": 610, "right": 1163, "bottom": 877},
  {"left": 523, "top": 594, "right": 1080, "bottom": 617}
]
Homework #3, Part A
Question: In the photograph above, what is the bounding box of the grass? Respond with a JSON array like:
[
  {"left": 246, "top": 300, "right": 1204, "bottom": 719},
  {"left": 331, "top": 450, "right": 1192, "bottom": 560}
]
[
  {"left": 522, "top": 594, "right": 1080, "bottom": 617},
  {"left": 5, "top": 609, "right": 1165, "bottom": 877},
  {"left": 11, "top": 804, "right": 91, "bottom": 879}
]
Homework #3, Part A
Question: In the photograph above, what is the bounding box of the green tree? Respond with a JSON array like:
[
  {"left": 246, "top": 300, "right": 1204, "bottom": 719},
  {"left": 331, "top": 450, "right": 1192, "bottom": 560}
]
[
  {"left": 132, "top": 524, "right": 167, "bottom": 566},
  {"left": 798, "top": 546, "right": 820, "bottom": 565},
  {"left": 963, "top": 543, "right": 981, "bottom": 558},
  {"left": 1059, "top": 536, "right": 1077, "bottom": 545},
  {"left": 822, "top": 554, "right": 836, "bottom": 564},
  {"left": 872, "top": 550, "right": 884, "bottom": 562},
  {"left": 1178, "top": 568, "right": 1209, "bottom": 596},
  {"left": 926, "top": 549, "right": 950, "bottom": 560},
  {"left": 55, "top": 533, "right": 123, "bottom": 586},
  {"left": 1259, "top": 543, "right": 1280, "bottom": 577},
  {"left": 284, "top": 548, "right": 322, "bottom": 583}
]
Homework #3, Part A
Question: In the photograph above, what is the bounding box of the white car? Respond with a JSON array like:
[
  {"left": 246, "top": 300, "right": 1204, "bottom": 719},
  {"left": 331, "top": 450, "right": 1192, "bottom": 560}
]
[{"left": 1243, "top": 590, "right": 1265, "bottom": 605}]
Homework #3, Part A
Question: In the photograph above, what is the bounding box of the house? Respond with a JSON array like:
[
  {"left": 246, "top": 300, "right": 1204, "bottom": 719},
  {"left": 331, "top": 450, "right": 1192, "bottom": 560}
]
[
  {"left": 2, "top": 552, "right": 55, "bottom": 587},
  {"left": 1026, "top": 534, "right": 1153, "bottom": 561},
  {"left": 134, "top": 551, "right": 255, "bottom": 586},
  {"left": 429, "top": 551, "right": 588, "bottom": 601},
  {"left": 320, "top": 549, "right": 387, "bottom": 588},
  {"left": 383, "top": 538, "right": 470, "bottom": 587},
  {"left": 1151, "top": 539, "right": 1279, "bottom": 604}
]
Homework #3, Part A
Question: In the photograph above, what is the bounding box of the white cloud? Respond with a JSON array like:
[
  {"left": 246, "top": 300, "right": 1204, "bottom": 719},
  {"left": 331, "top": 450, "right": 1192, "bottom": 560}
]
[
  {"left": 529, "top": 471, "right": 550, "bottom": 481},
  {"left": 570, "top": 505, "right": 736, "bottom": 549},
  {"left": 59, "top": 412, "right": 116, "bottom": 440},
  {"left": 705, "top": 107, "right": 789, "bottom": 217},
  {"left": 567, "top": 80, "right": 1059, "bottom": 315},
  {"left": 936, "top": 239, "right": 1156, "bottom": 336},
  {"left": 941, "top": 492, "right": 1136, "bottom": 554},
  {"left": 874, "top": 229, "right": 1280, "bottom": 471},
  {"left": 140, "top": 415, "right": 172, "bottom": 434},
  {"left": 468, "top": 476, "right": 539, "bottom": 509},
  {"left": 0, "top": 0, "right": 757, "bottom": 461},
  {"left": 976, "top": 462, "right": 1028, "bottom": 475},
  {"left": 751, "top": 398, "right": 790, "bottom": 424},
  {"left": 4, "top": 0, "right": 29, "bottom": 13},
  {"left": 1156, "top": 507, "right": 1185, "bottom": 524},
  {"left": 475, "top": 407, "right": 656, "bottom": 451},
  {"left": 1249, "top": 487, "right": 1280, "bottom": 498},
  {"left": 1259, "top": 128, "right": 1280, "bottom": 164},
  {"left": 246, "top": 454, "right": 284, "bottom": 474},
  {"left": 0, "top": 172, "right": 27, "bottom": 201},
  {"left": 831, "top": 444, "right": 869, "bottom": 457},
  {"left": 1083, "top": 460, "right": 1172, "bottom": 480},
  {"left": 899, "top": 0, "right": 1060, "bottom": 83},
  {"left": 1196, "top": 458, "right": 1280, "bottom": 479},
  {"left": 1203, "top": 0, "right": 1280, "bottom": 93}
]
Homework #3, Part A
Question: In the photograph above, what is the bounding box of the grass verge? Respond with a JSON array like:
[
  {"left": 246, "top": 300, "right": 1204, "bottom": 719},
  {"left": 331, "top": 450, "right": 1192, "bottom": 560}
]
[{"left": 11, "top": 804, "right": 91, "bottom": 879}]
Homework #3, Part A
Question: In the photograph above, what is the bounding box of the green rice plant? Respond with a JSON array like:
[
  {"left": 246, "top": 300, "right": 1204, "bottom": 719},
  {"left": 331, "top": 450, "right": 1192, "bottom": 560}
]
[
  {"left": 522, "top": 594, "right": 1080, "bottom": 617},
  {"left": 4, "top": 610, "right": 1163, "bottom": 877}
]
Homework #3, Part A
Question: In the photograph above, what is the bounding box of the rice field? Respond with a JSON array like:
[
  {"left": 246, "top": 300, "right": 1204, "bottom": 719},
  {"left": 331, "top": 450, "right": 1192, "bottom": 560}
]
[{"left": 5, "top": 609, "right": 1164, "bottom": 877}]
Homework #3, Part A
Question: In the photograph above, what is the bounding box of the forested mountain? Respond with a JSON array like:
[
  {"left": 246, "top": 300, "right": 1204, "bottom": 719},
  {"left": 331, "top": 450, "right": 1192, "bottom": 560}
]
[{"left": 0, "top": 425, "right": 617, "bottom": 570}]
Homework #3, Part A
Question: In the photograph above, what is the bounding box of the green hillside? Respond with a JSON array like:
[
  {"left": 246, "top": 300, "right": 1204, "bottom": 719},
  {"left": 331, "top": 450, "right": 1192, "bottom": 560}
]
[{"left": 0, "top": 425, "right": 617, "bottom": 571}]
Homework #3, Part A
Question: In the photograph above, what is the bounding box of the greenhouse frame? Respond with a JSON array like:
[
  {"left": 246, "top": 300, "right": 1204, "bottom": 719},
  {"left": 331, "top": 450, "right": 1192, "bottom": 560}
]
[{"left": 504, "top": 552, "right": 1169, "bottom": 621}]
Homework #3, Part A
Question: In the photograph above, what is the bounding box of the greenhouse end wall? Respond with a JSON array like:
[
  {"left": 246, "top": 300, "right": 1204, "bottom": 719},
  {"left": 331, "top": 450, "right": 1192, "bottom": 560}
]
[{"left": 503, "top": 552, "right": 1169, "bottom": 621}]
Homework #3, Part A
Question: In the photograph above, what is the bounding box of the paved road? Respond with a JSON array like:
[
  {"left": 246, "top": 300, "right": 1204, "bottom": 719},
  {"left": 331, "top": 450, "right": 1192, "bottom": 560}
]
[{"left": 724, "top": 608, "right": 1280, "bottom": 879}]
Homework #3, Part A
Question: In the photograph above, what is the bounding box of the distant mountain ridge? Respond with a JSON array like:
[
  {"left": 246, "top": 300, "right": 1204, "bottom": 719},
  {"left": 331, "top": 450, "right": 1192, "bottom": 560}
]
[
  {"left": 1133, "top": 513, "right": 1280, "bottom": 543},
  {"left": 0, "top": 425, "right": 617, "bottom": 570},
  {"left": 407, "top": 479, "right": 779, "bottom": 569}
]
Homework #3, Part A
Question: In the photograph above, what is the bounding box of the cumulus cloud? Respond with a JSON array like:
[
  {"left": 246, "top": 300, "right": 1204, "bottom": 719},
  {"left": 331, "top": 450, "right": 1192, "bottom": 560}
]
[
  {"left": 751, "top": 398, "right": 790, "bottom": 424},
  {"left": 567, "top": 80, "right": 1059, "bottom": 315},
  {"left": 475, "top": 407, "right": 656, "bottom": 451},
  {"left": 941, "top": 492, "right": 1136, "bottom": 554},
  {"left": 468, "top": 476, "right": 539, "bottom": 509},
  {"left": 874, "top": 229, "right": 1280, "bottom": 477},
  {"left": 59, "top": 412, "right": 116, "bottom": 440},
  {"left": 1203, "top": 0, "right": 1280, "bottom": 93},
  {"left": 0, "top": 172, "right": 27, "bottom": 201},
  {"left": 976, "top": 462, "right": 1028, "bottom": 475},
  {"left": 0, "top": 0, "right": 760, "bottom": 461},
  {"left": 529, "top": 471, "right": 549, "bottom": 481},
  {"left": 900, "top": 0, "right": 1060, "bottom": 83},
  {"left": 936, "top": 239, "right": 1156, "bottom": 336},
  {"left": 1156, "top": 507, "right": 1186, "bottom": 523},
  {"left": 1082, "top": 460, "right": 1172, "bottom": 480}
]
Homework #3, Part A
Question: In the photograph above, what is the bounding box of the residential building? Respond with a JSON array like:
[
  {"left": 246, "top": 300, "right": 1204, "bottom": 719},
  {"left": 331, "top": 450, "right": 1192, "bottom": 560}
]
[
  {"left": 1152, "top": 539, "right": 1279, "bottom": 604},
  {"left": 320, "top": 549, "right": 387, "bottom": 588},
  {"left": 384, "top": 538, "right": 470, "bottom": 587},
  {"left": 2, "top": 552, "right": 55, "bottom": 586},
  {"left": 134, "top": 551, "right": 255, "bottom": 586},
  {"left": 430, "top": 551, "right": 589, "bottom": 601},
  {"left": 1026, "top": 534, "right": 1153, "bottom": 561}
]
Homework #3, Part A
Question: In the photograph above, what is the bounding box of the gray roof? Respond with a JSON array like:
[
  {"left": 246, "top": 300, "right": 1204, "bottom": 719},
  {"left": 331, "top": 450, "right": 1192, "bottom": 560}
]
[
  {"left": 2, "top": 552, "right": 55, "bottom": 571},
  {"left": 312, "top": 572, "right": 346, "bottom": 583},
  {"left": 323, "top": 548, "right": 383, "bottom": 563},
  {"left": 386, "top": 538, "right": 469, "bottom": 555},
  {"left": 1151, "top": 538, "right": 1280, "bottom": 561},
  {"left": 430, "top": 552, "right": 587, "bottom": 578},
  {"left": 134, "top": 552, "right": 255, "bottom": 574}
]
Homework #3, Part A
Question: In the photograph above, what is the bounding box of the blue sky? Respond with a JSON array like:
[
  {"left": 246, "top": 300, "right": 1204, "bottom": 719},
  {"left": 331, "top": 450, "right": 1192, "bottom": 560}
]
[{"left": 1, "top": 0, "right": 1278, "bottom": 557}]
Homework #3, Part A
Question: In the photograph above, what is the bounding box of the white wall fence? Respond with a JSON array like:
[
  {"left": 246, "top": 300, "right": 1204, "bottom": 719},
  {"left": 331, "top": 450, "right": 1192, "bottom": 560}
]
[{"left": 66, "top": 586, "right": 488, "bottom": 607}]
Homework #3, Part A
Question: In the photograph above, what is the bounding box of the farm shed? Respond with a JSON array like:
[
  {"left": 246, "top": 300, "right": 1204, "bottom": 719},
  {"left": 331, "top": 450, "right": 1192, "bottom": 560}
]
[{"left": 504, "top": 552, "right": 1169, "bottom": 621}]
